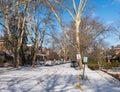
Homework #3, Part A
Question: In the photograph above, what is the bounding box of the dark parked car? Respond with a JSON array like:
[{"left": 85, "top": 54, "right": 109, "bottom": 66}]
[{"left": 71, "top": 61, "right": 78, "bottom": 67}]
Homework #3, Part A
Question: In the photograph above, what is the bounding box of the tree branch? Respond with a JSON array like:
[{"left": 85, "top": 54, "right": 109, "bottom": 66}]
[
  {"left": 72, "top": 0, "right": 77, "bottom": 15},
  {"left": 54, "top": 0, "right": 75, "bottom": 20},
  {"left": 46, "top": 0, "right": 75, "bottom": 47}
]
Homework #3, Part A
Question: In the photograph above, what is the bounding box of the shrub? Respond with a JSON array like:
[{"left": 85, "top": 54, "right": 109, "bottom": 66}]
[
  {"left": 101, "top": 60, "right": 120, "bottom": 69},
  {"left": 87, "top": 59, "right": 120, "bottom": 70},
  {"left": 87, "top": 60, "right": 99, "bottom": 70},
  {"left": 88, "top": 64, "right": 99, "bottom": 70},
  {"left": 111, "top": 60, "right": 120, "bottom": 67}
]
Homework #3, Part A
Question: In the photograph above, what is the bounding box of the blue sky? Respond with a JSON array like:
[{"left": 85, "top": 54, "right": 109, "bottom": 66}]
[
  {"left": 62, "top": 0, "right": 120, "bottom": 47},
  {"left": 89, "top": 0, "right": 120, "bottom": 47},
  {"left": 90, "top": 0, "right": 120, "bottom": 24},
  {"left": 0, "top": 0, "right": 120, "bottom": 47}
]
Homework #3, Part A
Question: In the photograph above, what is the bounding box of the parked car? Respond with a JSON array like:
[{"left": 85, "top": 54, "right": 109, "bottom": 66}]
[
  {"left": 54, "top": 60, "right": 61, "bottom": 65},
  {"left": 59, "top": 60, "right": 64, "bottom": 64},
  {"left": 70, "top": 61, "right": 78, "bottom": 67},
  {"left": 45, "top": 60, "right": 53, "bottom": 66}
]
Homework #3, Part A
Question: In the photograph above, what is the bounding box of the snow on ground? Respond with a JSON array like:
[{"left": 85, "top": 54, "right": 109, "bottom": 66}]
[
  {"left": 0, "top": 63, "right": 120, "bottom": 92},
  {"left": 85, "top": 66, "right": 120, "bottom": 92},
  {"left": 0, "top": 64, "right": 81, "bottom": 92}
]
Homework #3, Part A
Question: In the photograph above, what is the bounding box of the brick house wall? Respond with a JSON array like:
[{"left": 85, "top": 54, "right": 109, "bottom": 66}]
[
  {"left": 0, "top": 40, "right": 7, "bottom": 52},
  {"left": 114, "top": 48, "right": 120, "bottom": 55}
]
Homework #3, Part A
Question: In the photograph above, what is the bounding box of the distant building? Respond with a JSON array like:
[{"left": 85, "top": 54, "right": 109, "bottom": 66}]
[
  {"left": 0, "top": 38, "right": 7, "bottom": 52},
  {"left": 106, "top": 45, "right": 120, "bottom": 62},
  {"left": 26, "top": 44, "right": 59, "bottom": 61},
  {"left": 113, "top": 45, "right": 120, "bottom": 55}
]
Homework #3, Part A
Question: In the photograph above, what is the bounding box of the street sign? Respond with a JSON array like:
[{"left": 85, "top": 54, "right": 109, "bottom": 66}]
[
  {"left": 82, "top": 56, "right": 88, "bottom": 80},
  {"left": 76, "top": 54, "right": 81, "bottom": 59},
  {"left": 83, "top": 57, "right": 88, "bottom": 64}
]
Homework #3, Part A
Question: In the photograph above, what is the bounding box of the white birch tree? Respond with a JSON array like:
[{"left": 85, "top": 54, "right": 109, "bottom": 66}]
[{"left": 45, "top": 0, "right": 88, "bottom": 69}]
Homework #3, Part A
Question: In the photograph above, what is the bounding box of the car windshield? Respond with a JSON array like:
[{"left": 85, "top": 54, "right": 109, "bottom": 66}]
[{"left": 71, "top": 61, "right": 77, "bottom": 63}]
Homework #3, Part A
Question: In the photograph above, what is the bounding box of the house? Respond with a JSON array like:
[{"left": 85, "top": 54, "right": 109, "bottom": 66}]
[
  {"left": 112, "top": 45, "right": 120, "bottom": 55},
  {"left": 106, "top": 45, "right": 120, "bottom": 62},
  {"left": 0, "top": 38, "right": 7, "bottom": 52},
  {"left": 26, "top": 44, "right": 59, "bottom": 61}
]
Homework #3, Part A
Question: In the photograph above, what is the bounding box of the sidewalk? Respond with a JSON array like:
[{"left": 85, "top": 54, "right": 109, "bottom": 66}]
[{"left": 82, "top": 67, "right": 120, "bottom": 92}]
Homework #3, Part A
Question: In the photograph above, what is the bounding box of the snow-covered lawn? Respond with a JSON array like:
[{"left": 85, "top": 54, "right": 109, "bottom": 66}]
[
  {"left": 0, "top": 64, "right": 80, "bottom": 92},
  {"left": 0, "top": 63, "right": 120, "bottom": 92}
]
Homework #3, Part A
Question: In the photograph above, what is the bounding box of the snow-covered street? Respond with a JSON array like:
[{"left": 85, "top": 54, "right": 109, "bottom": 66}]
[{"left": 0, "top": 63, "right": 120, "bottom": 92}]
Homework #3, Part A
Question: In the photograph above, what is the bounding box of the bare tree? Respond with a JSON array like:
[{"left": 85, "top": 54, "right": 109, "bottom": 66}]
[
  {"left": 27, "top": 1, "right": 55, "bottom": 67},
  {"left": 109, "top": 15, "right": 120, "bottom": 42},
  {"left": 0, "top": 0, "right": 29, "bottom": 67},
  {"left": 0, "top": 0, "right": 12, "bottom": 47},
  {"left": 51, "top": 33, "right": 70, "bottom": 61},
  {"left": 45, "top": 0, "right": 88, "bottom": 69},
  {"left": 68, "top": 16, "right": 107, "bottom": 56}
]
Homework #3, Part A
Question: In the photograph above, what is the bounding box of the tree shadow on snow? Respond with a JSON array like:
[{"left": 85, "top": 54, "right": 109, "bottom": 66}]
[{"left": 0, "top": 73, "right": 120, "bottom": 92}]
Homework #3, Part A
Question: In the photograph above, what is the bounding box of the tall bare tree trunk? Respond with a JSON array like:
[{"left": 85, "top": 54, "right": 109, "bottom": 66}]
[
  {"left": 14, "top": 1, "right": 28, "bottom": 68},
  {"left": 5, "top": 0, "right": 11, "bottom": 47},
  {"left": 31, "top": 0, "right": 38, "bottom": 67},
  {"left": 5, "top": 0, "right": 11, "bottom": 38},
  {"left": 75, "top": 16, "right": 83, "bottom": 69},
  {"left": 32, "top": 42, "right": 38, "bottom": 67},
  {"left": 32, "top": 26, "right": 38, "bottom": 67},
  {"left": 13, "top": 50, "right": 20, "bottom": 68}
]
